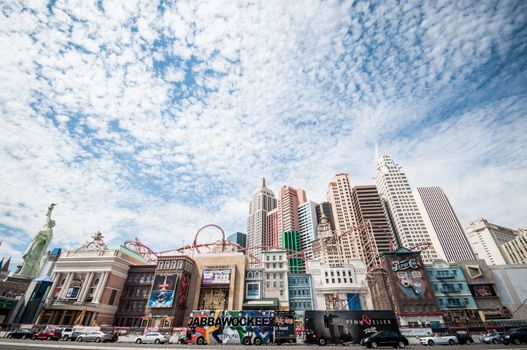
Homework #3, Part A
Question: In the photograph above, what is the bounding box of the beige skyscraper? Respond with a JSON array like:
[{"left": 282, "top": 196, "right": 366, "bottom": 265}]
[
  {"left": 247, "top": 178, "right": 277, "bottom": 263},
  {"left": 327, "top": 173, "right": 361, "bottom": 261},
  {"left": 374, "top": 148, "right": 440, "bottom": 264}
]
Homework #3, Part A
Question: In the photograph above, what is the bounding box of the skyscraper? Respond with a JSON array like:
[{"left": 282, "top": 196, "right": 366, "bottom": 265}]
[
  {"left": 281, "top": 231, "right": 304, "bottom": 273},
  {"left": 277, "top": 186, "right": 307, "bottom": 246},
  {"left": 227, "top": 232, "right": 247, "bottom": 249},
  {"left": 247, "top": 178, "right": 277, "bottom": 262},
  {"left": 266, "top": 208, "right": 279, "bottom": 247},
  {"left": 374, "top": 149, "right": 440, "bottom": 264},
  {"left": 327, "top": 173, "right": 361, "bottom": 261},
  {"left": 414, "top": 187, "right": 475, "bottom": 261},
  {"left": 298, "top": 200, "right": 318, "bottom": 260},
  {"left": 316, "top": 202, "right": 335, "bottom": 229},
  {"left": 351, "top": 185, "right": 395, "bottom": 269},
  {"left": 465, "top": 218, "right": 518, "bottom": 265}
]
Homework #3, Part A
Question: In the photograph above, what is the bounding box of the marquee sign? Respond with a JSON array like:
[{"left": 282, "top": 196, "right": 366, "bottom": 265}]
[
  {"left": 392, "top": 258, "right": 420, "bottom": 271},
  {"left": 202, "top": 269, "right": 231, "bottom": 285}
]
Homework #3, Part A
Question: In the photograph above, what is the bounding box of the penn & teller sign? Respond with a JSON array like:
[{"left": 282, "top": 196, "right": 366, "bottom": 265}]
[{"left": 392, "top": 258, "right": 420, "bottom": 272}]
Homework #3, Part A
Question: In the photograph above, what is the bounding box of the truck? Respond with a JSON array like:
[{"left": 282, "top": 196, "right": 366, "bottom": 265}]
[
  {"left": 185, "top": 310, "right": 295, "bottom": 345},
  {"left": 304, "top": 310, "right": 400, "bottom": 346}
]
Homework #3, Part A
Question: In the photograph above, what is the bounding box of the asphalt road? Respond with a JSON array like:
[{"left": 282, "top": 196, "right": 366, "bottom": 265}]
[{"left": 0, "top": 339, "right": 527, "bottom": 350}]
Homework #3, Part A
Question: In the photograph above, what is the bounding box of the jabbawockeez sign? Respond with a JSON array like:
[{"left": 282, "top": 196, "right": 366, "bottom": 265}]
[{"left": 392, "top": 258, "right": 420, "bottom": 272}]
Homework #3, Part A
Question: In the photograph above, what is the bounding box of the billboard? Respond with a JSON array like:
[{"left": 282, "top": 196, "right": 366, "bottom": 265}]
[
  {"left": 469, "top": 284, "right": 496, "bottom": 297},
  {"left": 202, "top": 269, "right": 231, "bottom": 285},
  {"left": 148, "top": 274, "right": 177, "bottom": 308},
  {"left": 383, "top": 254, "right": 438, "bottom": 312},
  {"left": 177, "top": 273, "right": 191, "bottom": 307}
]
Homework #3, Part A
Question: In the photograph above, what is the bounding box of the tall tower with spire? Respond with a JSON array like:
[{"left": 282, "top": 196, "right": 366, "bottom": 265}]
[
  {"left": 374, "top": 148, "right": 442, "bottom": 264},
  {"left": 246, "top": 178, "right": 277, "bottom": 264}
]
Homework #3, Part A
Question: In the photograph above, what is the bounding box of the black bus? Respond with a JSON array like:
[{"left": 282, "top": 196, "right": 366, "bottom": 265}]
[{"left": 304, "top": 310, "right": 399, "bottom": 346}]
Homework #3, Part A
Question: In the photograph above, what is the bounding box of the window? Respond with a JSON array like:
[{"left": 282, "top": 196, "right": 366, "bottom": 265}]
[
  {"left": 108, "top": 289, "right": 116, "bottom": 305},
  {"left": 273, "top": 255, "right": 276, "bottom": 261}
]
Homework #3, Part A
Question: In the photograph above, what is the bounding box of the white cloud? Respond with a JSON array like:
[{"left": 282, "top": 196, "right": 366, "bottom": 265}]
[{"left": 0, "top": 0, "right": 525, "bottom": 266}]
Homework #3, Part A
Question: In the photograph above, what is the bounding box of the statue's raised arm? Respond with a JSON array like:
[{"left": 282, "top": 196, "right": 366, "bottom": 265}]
[{"left": 46, "top": 203, "right": 57, "bottom": 220}]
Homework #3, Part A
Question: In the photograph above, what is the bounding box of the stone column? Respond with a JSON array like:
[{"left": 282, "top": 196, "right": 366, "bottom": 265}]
[
  {"left": 95, "top": 271, "right": 110, "bottom": 303},
  {"left": 91, "top": 273, "right": 102, "bottom": 302},
  {"left": 78, "top": 272, "right": 94, "bottom": 302},
  {"left": 49, "top": 272, "right": 60, "bottom": 297},
  {"left": 59, "top": 273, "right": 74, "bottom": 299}
]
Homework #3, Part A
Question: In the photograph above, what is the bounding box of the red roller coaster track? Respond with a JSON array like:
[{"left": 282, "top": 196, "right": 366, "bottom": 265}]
[{"left": 124, "top": 222, "right": 431, "bottom": 267}]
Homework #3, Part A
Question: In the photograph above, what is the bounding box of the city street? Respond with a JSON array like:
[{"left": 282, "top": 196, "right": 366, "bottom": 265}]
[{"left": 1, "top": 339, "right": 527, "bottom": 350}]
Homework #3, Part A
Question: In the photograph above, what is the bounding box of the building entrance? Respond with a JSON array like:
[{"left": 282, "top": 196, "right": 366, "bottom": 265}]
[{"left": 197, "top": 287, "right": 229, "bottom": 310}]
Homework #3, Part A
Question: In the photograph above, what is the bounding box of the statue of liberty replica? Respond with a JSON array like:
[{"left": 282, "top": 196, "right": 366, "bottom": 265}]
[{"left": 15, "top": 203, "right": 56, "bottom": 279}]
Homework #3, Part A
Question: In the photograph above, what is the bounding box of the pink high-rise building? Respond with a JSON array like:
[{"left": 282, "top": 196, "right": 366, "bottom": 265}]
[
  {"left": 277, "top": 186, "right": 307, "bottom": 246},
  {"left": 266, "top": 208, "right": 279, "bottom": 248}
]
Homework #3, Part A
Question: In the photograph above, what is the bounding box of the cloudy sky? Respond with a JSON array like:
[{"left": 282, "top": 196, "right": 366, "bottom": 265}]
[{"left": 1, "top": 0, "right": 526, "bottom": 265}]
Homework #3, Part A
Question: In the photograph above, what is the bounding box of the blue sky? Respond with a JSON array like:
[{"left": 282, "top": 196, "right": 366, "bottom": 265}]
[{"left": 0, "top": 0, "right": 526, "bottom": 265}]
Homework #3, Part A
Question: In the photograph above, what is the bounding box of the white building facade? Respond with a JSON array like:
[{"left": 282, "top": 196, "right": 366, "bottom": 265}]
[
  {"left": 307, "top": 259, "right": 372, "bottom": 311},
  {"left": 298, "top": 200, "right": 318, "bottom": 260},
  {"left": 261, "top": 250, "right": 289, "bottom": 310},
  {"left": 374, "top": 149, "right": 441, "bottom": 264},
  {"left": 466, "top": 219, "right": 518, "bottom": 265}
]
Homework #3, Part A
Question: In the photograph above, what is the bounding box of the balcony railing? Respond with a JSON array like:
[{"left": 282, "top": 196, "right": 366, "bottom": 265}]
[
  {"left": 440, "top": 286, "right": 462, "bottom": 293},
  {"left": 45, "top": 297, "right": 98, "bottom": 308}
]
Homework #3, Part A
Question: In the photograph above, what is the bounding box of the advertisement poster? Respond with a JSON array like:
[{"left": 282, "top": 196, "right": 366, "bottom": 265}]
[
  {"left": 66, "top": 287, "right": 80, "bottom": 299},
  {"left": 148, "top": 275, "right": 177, "bottom": 308},
  {"left": 202, "top": 269, "right": 231, "bottom": 285},
  {"left": 383, "top": 254, "right": 438, "bottom": 312},
  {"left": 177, "top": 273, "right": 190, "bottom": 307},
  {"left": 469, "top": 284, "right": 496, "bottom": 297}
]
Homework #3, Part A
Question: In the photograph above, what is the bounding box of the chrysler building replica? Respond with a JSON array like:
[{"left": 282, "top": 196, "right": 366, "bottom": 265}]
[{"left": 374, "top": 146, "right": 443, "bottom": 263}]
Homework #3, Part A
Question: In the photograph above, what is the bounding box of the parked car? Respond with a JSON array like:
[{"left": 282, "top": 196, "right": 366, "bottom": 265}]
[
  {"left": 501, "top": 327, "right": 527, "bottom": 345},
  {"left": 32, "top": 329, "right": 61, "bottom": 341},
  {"left": 483, "top": 332, "right": 507, "bottom": 344},
  {"left": 5, "top": 328, "right": 34, "bottom": 339},
  {"left": 360, "top": 331, "right": 409, "bottom": 348},
  {"left": 455, "top": 333, "right": 474, "bottom": 345},
  {"left": 419, "top": 334, "right": 458, "bottom": 346},
  {"left": 76, "top": 330, "right": 114, "bottom": 343},
  {"left": 67, "top": 331, "right": 84, "bottom": 341},
  {"left": 58, "top": 328, "right": 73, "bottom": 340},
  {"left": 135, "top": 332, "right": 170, "bottom": 344}
]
